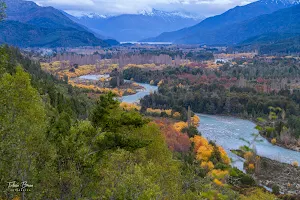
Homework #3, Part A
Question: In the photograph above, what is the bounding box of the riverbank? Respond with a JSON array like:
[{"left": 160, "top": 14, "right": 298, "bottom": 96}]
[
  {"left": 261, "top": 134, "right": 300, "bottom": 152},
  {"left": 255, "top": 156, "right": 300, "bottom": 196},
  {"left": 232, "top": 150, "right": 300, "bottom": 196}
]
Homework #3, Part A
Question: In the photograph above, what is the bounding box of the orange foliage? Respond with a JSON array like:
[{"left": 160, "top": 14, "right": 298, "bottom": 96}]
[
  {"left": 155, "top": 119, "right": 191, "bottom": 152},
  {"left": 173, "top": 121, "right": 188, "bottom": 132}
]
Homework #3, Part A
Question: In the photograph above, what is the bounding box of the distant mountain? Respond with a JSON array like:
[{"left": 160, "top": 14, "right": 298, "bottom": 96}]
[
  {"left": 0, "top": 21, "right": 110, "bottom": 48},
  {"left": 144, "top": 0, "right": 300, "bottom": 44},
  {"left": 69, "top": 9, "right": 204, "bottom": 42},
  {"left": 181, "top": 4, "right": 300, "bottom": 45},
  {"left": 0, "top": 0, "right": 115, "bottom": 47}
]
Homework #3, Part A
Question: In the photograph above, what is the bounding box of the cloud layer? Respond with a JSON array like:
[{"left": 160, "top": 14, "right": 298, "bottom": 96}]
[{"left": 33, "top": 0, "right": 256, "bottom": 16}]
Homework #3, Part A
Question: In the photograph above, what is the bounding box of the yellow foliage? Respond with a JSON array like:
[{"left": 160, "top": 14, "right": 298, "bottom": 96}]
[
  {"left": 157, "top": 80, "right": 164, "bottom": 86},
  {"left": 209, "top": 169, "right": 229, "bottom": 180},
  {"left": 100, "top": 77, "right": 106, "bottom": 82},
  {"left": 146, "top": 108, "right": 162, "bottom": 115},
  {"left": 191, "top": 135, "right": 231, "bottom": 173},
  {"left": 213, "top": 179, "right": 223, "bottom": 186},
  {"left": 173, "top": 121, "right": 188, "bottom": 132},
  {"left": 201, "top": 161, "right": 214, "bottom": 171},
  {"left": 196, "top": 145, "right": 213, "bottom": 161},
  {"left": 191, "top": 115, "right": 200, "bottom": 127},
  {"left": 191, "top": 135, "right": 209, "bottom": 151},
  {"left": 218, "top": 146, "right": 230, "bottom": 165},
  {"left": 126, "top": 88, "right": 135, "bottom": 94},
  {"left": 165, "top": 109, "right": 172, "bottom": 116},
  {"left": 120, "top": 102, "right": 141, "bottom": 111},
  {"left": 248, "top": 163, "right": 255, "bottom": 170},
  {"left": 173, "top": 112, "right": 181, "bottom": 118},
  {"left": 271, "top": 138, "right": 277, "bottom": 145},
  {"left": 244, "top": 152, "right": 254, "bottom": 161},
  {"left": 292, "top": 161, "right": 299, "bottom": 167}
]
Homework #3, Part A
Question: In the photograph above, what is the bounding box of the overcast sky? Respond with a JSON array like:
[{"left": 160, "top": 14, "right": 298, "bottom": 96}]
[{"left": 32, "top": 0, "right": 256, "bottom": 17}]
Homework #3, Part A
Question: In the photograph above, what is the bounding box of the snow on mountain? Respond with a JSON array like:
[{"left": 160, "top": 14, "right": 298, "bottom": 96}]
[
  {"left": 138, "top": 9, "right": 203, "bottom": 20},
  {"left": 262, "top": 0, "right": 300, "bottom": 5},
  {"left": 67, "top": 9, "right": 204, "bottom": 42}
]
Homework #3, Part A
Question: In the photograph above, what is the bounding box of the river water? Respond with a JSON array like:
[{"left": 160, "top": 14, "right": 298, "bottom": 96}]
[{"left": 79, "top": 75, "right": 300, "bottom": 170}]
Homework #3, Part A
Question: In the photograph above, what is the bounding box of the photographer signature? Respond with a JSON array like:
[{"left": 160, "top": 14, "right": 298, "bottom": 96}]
[{"left": 8, "top": 181, "right": 33, "bottom": 191}]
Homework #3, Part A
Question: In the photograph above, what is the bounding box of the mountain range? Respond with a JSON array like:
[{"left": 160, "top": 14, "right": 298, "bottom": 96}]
[
  {"left": 0, "top": 0, "right": 116, "bottom": 47},
  {"left": 69, "top": 9, "right": 204, "bottom": 42},
  {"left": 144, "top": 0, "right": 300, "bottom": 45},
  {"left": 1, "top": 0, "right": 300, "bottom": 48}
]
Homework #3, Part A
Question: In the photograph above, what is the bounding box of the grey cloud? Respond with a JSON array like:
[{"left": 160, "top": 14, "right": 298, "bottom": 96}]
[{"left": 32, "top": 0, "right": 257, "bottom": 16}]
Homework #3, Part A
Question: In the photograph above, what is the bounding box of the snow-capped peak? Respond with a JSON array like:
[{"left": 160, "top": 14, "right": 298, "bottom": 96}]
[
  {"left": 261, "top": 0, "right": 300, "bottom": 5},
  {"left": 66, "top": 11, "right": 109, "bottom": 19},
  {"left": 79, "top": 13, "right": 108, "bottom": 19},
  {"left": 138, "top": 9, "right": 203, "bottom": 20}
]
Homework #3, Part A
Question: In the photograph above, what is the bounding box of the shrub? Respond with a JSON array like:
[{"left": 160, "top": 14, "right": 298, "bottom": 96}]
[{"left": 272, "top": 184, "right": 280, "bottom": 195}]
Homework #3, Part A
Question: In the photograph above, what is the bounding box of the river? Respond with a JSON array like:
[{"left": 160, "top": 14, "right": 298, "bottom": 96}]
[{"left": 79, "top": 75, "right": 300, "bottom": 170}]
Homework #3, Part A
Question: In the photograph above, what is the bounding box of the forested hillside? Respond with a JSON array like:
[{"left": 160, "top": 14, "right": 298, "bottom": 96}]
[
  {"left": 0, "top": 46, "right": 278, "bottom": 199},
  {"left": 234, "top": 33, "right": 300, "bottom": 54}
]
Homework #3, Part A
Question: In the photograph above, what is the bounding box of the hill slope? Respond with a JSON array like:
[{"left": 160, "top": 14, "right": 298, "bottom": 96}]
[
  {"left": 0, "top": 0, "right": 111, "bottom": 47},
  {"left": 233, "top": 33, "right": 300, "bottom": 54},
  {"left": 176, "top": 4, "right": 300, "bottom": 45}
]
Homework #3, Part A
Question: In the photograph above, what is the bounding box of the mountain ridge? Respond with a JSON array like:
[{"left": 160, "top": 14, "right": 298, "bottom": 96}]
[
  {"left": 69, "top": 9, "right": 204, "bottom": 42},
  {"left": 143, "top": 0, "right": 300, "bottom": 43},
  {"left": 175, "top": 4, "right": 300, "bottom": 45},
  {"left": 0, "top": 0, "right": 114, "bottom": 47}
]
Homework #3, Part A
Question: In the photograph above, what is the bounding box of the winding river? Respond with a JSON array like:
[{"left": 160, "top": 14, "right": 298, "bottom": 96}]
[{"left": 79, "top": 75, "right": 300, "bottom": 170}]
